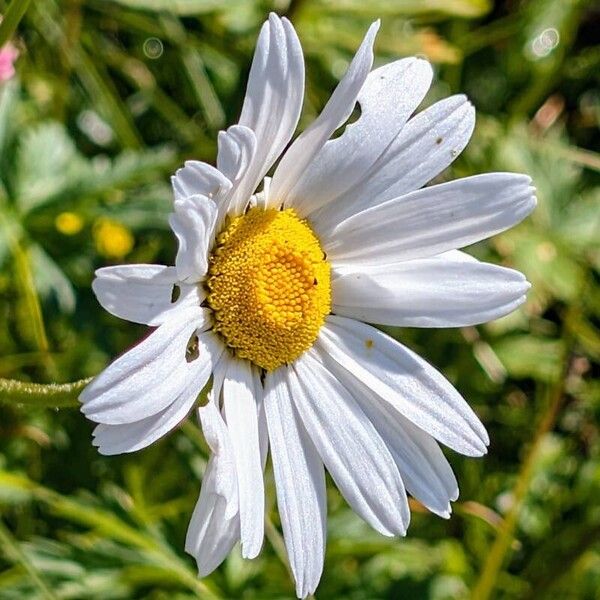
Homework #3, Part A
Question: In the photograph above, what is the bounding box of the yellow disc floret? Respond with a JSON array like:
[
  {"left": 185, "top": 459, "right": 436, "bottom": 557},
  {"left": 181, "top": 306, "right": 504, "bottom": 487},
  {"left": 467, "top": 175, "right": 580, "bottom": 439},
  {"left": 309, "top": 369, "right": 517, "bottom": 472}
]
[{"left": 207, "top": 207, "right": 331, "bottom": 371}]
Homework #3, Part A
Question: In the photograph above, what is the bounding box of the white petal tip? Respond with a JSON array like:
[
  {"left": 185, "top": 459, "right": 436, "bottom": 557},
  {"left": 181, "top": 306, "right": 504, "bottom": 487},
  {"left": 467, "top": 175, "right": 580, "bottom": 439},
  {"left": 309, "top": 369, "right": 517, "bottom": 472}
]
[
  {"left": 96, "top": 445, "right": 121, "bottom": 457},
  {"left": 267, "top": 13, "right": 281, "bottom": 30},
  {"left": 458, "top": 435, "right": 489, "bottom": 457},
  {"left": 529, "top": 190, "right": 538, "bottom": 208},
  {"left": 377, "top": 523, "right": 407, "bottom": 538},
  {"left": 196, "top": 566, "right": 214, "bottom": 579},
  {"left": 296, "top": 585, "right": 318, "bottom": 600},
  {"left": 241, "top": 544, "right": 262, "bottom": 560},
  {"left": 470, "top": 444, "right": 489, "bottom": 458},
  {"left": 294, "top": 571, "right": 322, "bottom": 599},
  {"left": 369, "top": 20, "right": 381, "bottom": 37},
  {"left": 193, "top": 555, "right": 220, "bottom": 579},
  {"left": 79, "top": 402, "right": 93, "bottom": 415}
]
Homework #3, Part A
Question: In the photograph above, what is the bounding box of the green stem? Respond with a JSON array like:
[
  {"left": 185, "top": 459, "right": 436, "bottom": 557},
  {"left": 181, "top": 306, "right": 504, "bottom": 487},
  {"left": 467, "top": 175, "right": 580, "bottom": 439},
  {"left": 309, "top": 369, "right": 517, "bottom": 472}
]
[
  {"left": 471, "top": 361, "right": 571, "bottom": 599},
  {"left": 0, "top": 377, "right": 90, "bottom": 407},
  {"left": 0, "top": 0, "right": 33, "bottom": 47},
  {"left": 0, "top": 212, "right": 57, "bottom": 378},
  {"left": 0, "top": 518, "right": 58, "bottom": 600},
  {"left": 12, "top": 242, "right": 52, "bottom": 363}
]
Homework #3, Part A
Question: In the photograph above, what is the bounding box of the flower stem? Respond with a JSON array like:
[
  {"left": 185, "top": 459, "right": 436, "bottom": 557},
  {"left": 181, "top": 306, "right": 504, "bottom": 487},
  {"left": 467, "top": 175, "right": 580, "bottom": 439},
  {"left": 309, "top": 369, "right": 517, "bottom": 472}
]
[
  {"left": 0, "top": 377, "right": 90, "bottom": 408},
  {"left": 471, "top": 359, "right": 571, "bottom": 599}
]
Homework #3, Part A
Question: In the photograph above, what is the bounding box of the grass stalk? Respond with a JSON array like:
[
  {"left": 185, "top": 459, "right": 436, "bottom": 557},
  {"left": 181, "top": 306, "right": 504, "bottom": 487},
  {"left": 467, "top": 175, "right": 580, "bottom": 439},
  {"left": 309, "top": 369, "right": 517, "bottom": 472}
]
[
  {"left": 0, "top": 518, "right": 58, "bottom": 600},
  {"left": 0, "top": 0, "right": 32, "bottom": 47},
  {"left": 471, "top": 359, "right": 571, "bottom": 599}
]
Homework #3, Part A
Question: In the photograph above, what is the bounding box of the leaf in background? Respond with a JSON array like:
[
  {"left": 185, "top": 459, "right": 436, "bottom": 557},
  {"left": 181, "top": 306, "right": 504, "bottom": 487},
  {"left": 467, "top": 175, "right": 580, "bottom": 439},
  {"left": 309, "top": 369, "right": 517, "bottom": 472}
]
[
  {"left": 0, "top": 206, "right": 23, "bottom": 268},
  {"left": 97, "top": 183, "right": 173, "bottom": 231},
  {"left": 298, "top": 16, "right": 462, "bottom": 66},
  {"left": 106, "top": 0, "right": 249, "bottom": 15},
  {"left": 0, "top": 80, "right": 19, "bottom": 173},
  {"left": 506, "top": 230, "right": 586, "bottom": 304},
  {"left": 495, "top": 125, "right": 581, "bottom": 229},
  {"left": 0, "top": 469, "right": 221, "bottom": 599},
  {"left": 14, "top": 123, "right": 88, "bottom": 214},
  {"left": 84, "top": 147, "right": 175, "bottom": 198},
  {"left": 557, "top": 189, "right": 600, "bottom": 255},
  {"left": 311, "top": 0, "right": 491, "bottom": 18},
  {"left": 29, "top": 244, "right": 76, "bottom": 314},
  {"left": 511, "top": 0, "right": 586, "bottom": 114},
  {"left": 492, "top": 335, "right": 566, "bottom": 383},
  {"left": 14, "top": 120, "right": 174, "bottom": 214}
]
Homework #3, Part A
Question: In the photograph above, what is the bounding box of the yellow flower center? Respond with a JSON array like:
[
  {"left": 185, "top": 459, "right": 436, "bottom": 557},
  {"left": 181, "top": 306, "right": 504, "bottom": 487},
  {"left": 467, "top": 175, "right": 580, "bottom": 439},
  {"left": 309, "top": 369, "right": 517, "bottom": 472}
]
[{"left": 207, "top": 207, "right": 331, "bottom": 371}]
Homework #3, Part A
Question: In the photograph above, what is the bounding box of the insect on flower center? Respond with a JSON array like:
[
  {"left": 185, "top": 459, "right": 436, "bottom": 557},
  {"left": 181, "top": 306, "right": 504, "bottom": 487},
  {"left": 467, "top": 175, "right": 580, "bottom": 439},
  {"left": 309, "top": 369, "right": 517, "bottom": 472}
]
[{"left": 206, "top": 207, "right": 331, "bottom": 371}]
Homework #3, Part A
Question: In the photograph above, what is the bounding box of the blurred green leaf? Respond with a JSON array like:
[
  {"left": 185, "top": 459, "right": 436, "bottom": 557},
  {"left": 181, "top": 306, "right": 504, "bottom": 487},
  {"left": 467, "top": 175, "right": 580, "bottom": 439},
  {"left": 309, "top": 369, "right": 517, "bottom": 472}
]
[
  {"left": 14, "top": 123, "right": 84, "bottom": 214},
  {"left": 493, "top": 336, "right": 566, "bottom": 383},
  {"left": 29, "top": 245, "right": 76, "bottom": 314},
  {"left": 107, "top": 0, "right": 248, "bottom": 15},
  {"left": 312, "top": 0, "right": 491, "bottom": 18}
]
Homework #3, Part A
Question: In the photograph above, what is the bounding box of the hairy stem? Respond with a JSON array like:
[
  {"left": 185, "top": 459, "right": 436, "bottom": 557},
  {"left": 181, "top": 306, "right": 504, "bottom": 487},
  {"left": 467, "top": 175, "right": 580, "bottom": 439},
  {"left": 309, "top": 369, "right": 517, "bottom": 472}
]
[{"left": 0, "top": 378, "right": 90, "bottom": 408}]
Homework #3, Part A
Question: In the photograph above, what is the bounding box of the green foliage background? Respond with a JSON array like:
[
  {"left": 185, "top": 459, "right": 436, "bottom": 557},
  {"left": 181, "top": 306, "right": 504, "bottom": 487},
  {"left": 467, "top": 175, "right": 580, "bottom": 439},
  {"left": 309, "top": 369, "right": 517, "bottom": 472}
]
[{"left": 0, "top": 0, "right": 598, "bottom": 598}]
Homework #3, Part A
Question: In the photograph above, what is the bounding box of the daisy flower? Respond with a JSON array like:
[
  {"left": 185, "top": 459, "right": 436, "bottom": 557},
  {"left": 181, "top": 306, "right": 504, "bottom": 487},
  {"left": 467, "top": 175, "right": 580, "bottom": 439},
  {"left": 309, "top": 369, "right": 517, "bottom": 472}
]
[{"left": 80, "top": 14, "right": 536, "bottom": 598}]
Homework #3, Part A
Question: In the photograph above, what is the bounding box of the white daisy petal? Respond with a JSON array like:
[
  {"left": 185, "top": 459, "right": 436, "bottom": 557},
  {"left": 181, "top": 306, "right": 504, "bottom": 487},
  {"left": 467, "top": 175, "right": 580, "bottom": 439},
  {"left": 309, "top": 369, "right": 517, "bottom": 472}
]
[
  {"left": 332, "top": 257, "right": 530, "bottom": 327},
  {"left": 216, "top": 124, "right": 257, "bottom": 220},
  {"left": 217, "top": 125, "right": 257, "bottom": 182},
  {"left": 288, "top": 57, "right": 433, "bottom": 217},
  {"left": 435, "top": 249, "right": 479, "bottom": 263},
  {"left": 324, "top": 173, "right": 536, "bottom": 266},
  {"left": 169, "top": 195, "right": 218, "bottom": 283},
  {"left": 332, "top": 369, "right": 458, "bottom": 517},
  {"left": 317, "top": 316, "right": 490, "bottom": 456},
  {"left": 91, "top": 382, "right": 199, "bottom": 456},
  {"left": 199, "top": 363, "right": 238, "bottom": 516},
  {"left": 171, "top": 160, "right": 232, "bottom": 203},
  {"left": 264, "top": 367, "right": 326, "bottom": 599},
  {"left": 292, "top": 350, "right": 410, "bottom": 536},
  {"left": 230, "top": 13, "right": 304, "bottom": 215},
  {"left": 92, "top": 264, "right": 203, "bottom": 326},
  {"left": 257, "top": 382, "right": 269, "bottom": 469},
  {"left": 186, "top": 461, "right": 240, "bottom": 577},
  {"left": 91, "top": 334, "right": 224, "bottom": 455},
  {"left": 270, "top": 20, "right": 380, "bottom": 207},
  {"left": 187, "top": 394, "right": 240, "bottom": 575},
  {"left": 314, "top": 94, "right": 475, "bottom": 229},
  {"left": 80, "top": 309, "right": 216, "bottom": 425},
  {"left": 222, "top": 358, "right": 265, "bottom": 559}
]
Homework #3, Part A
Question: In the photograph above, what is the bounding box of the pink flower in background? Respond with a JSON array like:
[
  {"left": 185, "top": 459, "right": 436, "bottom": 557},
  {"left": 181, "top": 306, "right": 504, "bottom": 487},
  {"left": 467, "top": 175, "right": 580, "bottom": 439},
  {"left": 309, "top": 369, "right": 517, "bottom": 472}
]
[{"left": 0, "top": 42, "right": 18, "bottom": 82}]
